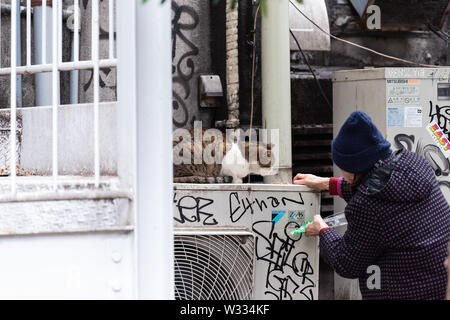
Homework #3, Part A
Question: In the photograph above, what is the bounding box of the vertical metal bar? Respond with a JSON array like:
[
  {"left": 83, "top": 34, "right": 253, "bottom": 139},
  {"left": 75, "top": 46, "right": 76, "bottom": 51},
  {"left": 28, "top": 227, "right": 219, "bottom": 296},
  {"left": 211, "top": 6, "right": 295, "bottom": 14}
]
[
  {"left": 52, "top": 0, "right": 59, "bottom": 186},
  {"left": 42, "top": 0, "right": 46, "bottom": 64},
  {"left": 109, "top": 0, "right": 114, "bottom": 59},
  {"left": 92, "top": 0, "right": 100, "bottom": 187},
  {"left": 74, "top": 0, "right": 79, "bottom": 61},
  {"left": 16, "top": 0, "right": 22, "bottom": 108},
  {"left": 116, "top": 0, "right": 137, "bottom": 295},
  {"left": 10, "top": 0, "right": 17, "bottom": 194},
  {"left": 135, "top": 0, "right": 174, "bottom": 299},
  {"left": 26, "top": 0, "right": 31, "bottom": 66},
  {"left": 58, "top": 0, "right": 62, "bottom": 63},
  {"left": 0, "top": 0, "right": 2, "bottom": 68}
]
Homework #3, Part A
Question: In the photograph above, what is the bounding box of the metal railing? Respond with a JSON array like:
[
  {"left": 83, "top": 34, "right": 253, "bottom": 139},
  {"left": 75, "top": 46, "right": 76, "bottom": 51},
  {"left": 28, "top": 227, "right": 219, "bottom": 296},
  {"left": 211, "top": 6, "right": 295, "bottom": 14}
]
[{"left": 0, "top": 0, "right": 117, "bottom": 193}]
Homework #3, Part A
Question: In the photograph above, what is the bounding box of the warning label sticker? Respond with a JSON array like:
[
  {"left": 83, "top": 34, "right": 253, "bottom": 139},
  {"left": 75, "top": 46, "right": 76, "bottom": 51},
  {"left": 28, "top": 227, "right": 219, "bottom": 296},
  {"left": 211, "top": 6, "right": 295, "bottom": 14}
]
[
  {"left": 405, "top": 107, "right": 423, "bottom": 128},
  {"left": 387, "top": 79, "right": 420, "bottom": 107},
  {"left": 387, "top": 107, "right": 405, "bottom": 127}
]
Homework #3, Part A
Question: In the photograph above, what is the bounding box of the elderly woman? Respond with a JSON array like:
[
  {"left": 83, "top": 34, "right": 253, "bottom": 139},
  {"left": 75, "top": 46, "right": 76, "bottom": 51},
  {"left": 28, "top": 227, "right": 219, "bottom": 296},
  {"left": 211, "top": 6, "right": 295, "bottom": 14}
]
[{"left": 294, "top": 111, "right": 450, "bottom": 300}]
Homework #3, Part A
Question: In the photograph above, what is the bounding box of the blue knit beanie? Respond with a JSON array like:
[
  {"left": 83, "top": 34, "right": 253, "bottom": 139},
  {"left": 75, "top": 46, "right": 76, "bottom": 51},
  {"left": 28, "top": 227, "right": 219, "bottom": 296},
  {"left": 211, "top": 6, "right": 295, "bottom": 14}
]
[{"left": 332, "top": 111, "right": 392, "bottom": 174}]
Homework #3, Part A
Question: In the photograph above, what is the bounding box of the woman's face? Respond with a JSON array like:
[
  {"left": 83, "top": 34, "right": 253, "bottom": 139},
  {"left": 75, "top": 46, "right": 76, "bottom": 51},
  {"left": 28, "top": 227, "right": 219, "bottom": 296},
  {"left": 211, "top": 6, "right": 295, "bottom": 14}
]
[{"left": 341, "top": 169, "right": 355, "bottom": 184}]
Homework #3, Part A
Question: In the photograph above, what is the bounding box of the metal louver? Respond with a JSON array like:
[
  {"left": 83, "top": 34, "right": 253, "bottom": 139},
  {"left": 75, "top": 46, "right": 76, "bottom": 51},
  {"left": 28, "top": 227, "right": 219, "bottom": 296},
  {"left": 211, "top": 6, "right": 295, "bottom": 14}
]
[{"left": 174, "top": 229, "right": 254, "bottom": 300}]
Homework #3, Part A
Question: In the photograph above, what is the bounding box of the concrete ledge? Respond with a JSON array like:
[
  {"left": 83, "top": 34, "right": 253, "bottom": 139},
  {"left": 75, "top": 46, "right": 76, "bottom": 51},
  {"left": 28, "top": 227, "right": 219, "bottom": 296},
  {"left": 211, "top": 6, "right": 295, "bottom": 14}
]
[{"left": 0, "top": 102, "right": 117, "bottom": 176}]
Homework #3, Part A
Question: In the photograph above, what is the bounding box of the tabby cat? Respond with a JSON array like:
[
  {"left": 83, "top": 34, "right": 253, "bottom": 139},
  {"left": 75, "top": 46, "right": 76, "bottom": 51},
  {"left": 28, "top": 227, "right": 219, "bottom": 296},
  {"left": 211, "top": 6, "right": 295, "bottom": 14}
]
[{"left": 173, "top": 128, "right": 275, "bottom": 183}]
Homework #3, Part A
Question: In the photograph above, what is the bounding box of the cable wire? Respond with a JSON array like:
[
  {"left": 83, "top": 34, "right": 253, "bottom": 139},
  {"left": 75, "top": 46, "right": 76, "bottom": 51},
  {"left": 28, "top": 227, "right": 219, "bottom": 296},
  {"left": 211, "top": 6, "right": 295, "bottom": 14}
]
[
  {"left": 289, "top": 0, "right": 443, "bottom": 68},
  {"left": 290, "top": 28, "right": 332, "bottom": 110}
]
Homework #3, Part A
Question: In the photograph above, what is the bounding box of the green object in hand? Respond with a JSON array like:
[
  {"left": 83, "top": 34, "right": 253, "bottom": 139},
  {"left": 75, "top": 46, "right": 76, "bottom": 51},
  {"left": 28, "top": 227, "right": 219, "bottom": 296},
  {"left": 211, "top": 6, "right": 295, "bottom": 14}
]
[{"left": 291, "top": 219, "right": 313, "bottom": 235}]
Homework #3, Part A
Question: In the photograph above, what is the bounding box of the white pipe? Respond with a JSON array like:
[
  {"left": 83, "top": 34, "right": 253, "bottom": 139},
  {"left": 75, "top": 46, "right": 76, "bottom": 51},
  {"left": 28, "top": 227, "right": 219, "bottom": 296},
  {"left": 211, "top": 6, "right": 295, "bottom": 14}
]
[
  {"left": 52, "top": 0, "right": 58, "bottom": 187},
  {"left": 58, "top": 0, "right": 62, "bottom": 64},
  {"left": 15, "top": 0, "right": 22, "bottom": 108},
  {"left": 92, "top": 0, "right": 100, "bottom": 188},
  {"left": 10, "top": 0, "right": 17, "bottom": 194},
  {"left": 109, "top": 0, "right": 114, "bottom": 59},
  {"left": 26, "top": 0, "right": 31, "bottom": 67},
  {"left": 135, "top": 0, "right": 174, "bottom": 299},
  {"left": 261, "top": 0, "right": 292, "bottom": 183},
  {"left": 42, "top": 0, "right": 46, "bottom": 65},
  {"left": 74, "top": 0, "right": 79, "bottom": 62}
]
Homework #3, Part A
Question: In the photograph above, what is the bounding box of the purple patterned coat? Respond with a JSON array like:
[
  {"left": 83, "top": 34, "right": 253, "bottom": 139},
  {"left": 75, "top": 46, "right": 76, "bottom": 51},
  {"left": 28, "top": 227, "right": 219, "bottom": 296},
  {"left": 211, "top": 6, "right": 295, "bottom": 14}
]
[{"left": 321, "top": 148, "right": 450, "bottom": 300}]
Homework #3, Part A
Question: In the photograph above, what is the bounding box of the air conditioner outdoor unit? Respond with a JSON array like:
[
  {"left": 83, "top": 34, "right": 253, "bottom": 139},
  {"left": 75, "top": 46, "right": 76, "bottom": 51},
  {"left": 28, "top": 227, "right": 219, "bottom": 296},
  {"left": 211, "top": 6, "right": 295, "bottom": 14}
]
[{"left": 173, "top": 183, "right": 321, "bottom": 300}]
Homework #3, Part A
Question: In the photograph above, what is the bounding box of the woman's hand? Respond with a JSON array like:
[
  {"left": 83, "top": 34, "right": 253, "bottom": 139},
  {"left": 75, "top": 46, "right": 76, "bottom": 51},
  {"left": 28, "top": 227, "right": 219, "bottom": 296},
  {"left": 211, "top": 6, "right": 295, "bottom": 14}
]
[
  {"left": 293, "top": 173, "right": 330, "bottom": 191},
  {"left": 305, "top": 215, "right": 329, "bottom": 237}
]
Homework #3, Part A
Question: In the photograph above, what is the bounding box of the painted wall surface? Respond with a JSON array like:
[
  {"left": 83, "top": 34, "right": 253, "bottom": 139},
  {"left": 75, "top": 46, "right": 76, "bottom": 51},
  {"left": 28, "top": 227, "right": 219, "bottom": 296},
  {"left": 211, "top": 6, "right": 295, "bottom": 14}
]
[
  {"left": 173, "top": 184, "right": 321, "bottom": 300},
  {"left": 172, "top": 0, "right": 214, "bottom": 129},
  {"left": 0, "top": 231, "right": 134, "bottom": 299}
]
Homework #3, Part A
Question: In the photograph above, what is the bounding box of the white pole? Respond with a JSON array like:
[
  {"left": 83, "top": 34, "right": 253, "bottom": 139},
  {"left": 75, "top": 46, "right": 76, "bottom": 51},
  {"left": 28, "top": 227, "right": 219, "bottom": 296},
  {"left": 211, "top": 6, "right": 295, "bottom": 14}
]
[
  {"left": 26, "top": 0, "right": 31, "bottom": 67},
  {"left": 74, "top": 0, "right": 79, "bottom": 62},
  {"left": 124, "top": 0, "right": 174, "bottom": 299},
  {"left": 92, "top": 0, "right": 100, "bottom": 187},
  {"left": 10, "top": 0, "right": 17, "bottom": 194},
  {"left": 261, "top": 0, "right": 292, "bottom": 183},
  {"left": 42, "top": 0, "right": 46, "bottom": 65},
  {"left": 109, "top": 0, "right": 114, "bottom": 59},
  {"left": 52, "top": 0, "right": 59, "bottom": 187}
]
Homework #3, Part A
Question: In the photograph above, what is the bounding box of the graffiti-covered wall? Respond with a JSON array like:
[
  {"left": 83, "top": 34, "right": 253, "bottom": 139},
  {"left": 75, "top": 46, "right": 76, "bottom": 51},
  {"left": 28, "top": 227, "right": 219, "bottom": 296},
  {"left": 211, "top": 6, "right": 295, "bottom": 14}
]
[
  {"left": 172, "top": 0, "right": 217, "bottom": 129},
  {"left": 173, "top": 184, "right": 321, "bottom": 300}
]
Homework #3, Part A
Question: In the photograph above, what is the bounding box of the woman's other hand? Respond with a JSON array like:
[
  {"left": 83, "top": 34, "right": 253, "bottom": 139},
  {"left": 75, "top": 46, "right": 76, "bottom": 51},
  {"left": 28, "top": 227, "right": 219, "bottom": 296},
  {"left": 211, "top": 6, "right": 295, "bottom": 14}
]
[
  {"left": 293, "top": 173, "right": 330, "bottom": 191},
  {"left": 305, "top": 215, "right": 329, "bottom": 237}
]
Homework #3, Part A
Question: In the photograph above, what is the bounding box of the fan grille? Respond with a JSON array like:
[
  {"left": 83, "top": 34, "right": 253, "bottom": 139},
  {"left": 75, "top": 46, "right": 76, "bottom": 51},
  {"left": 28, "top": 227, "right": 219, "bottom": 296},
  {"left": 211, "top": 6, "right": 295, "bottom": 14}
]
[{"left": 174, "top": 234, "right": 254, "bottom": 300}]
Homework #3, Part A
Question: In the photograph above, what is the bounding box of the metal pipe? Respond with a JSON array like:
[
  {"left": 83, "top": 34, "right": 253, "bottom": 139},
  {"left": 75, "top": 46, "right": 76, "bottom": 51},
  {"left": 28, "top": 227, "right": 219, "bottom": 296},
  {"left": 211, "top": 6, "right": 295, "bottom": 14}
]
[
  {"left": 261, "top": 0, "right": 292, "bottom": 183},
  {"left": 135, "top": 0, "right": 174, "bottom": 299},
  {"left": 26, "top": 0, "right": 31, "bottom": 67},
  {"left": 10, "top": 0, "right": 18, "bottom": 194},
  {"left": 33, "top": 3, "right": 53, "bottom": 106},
  {"left": 51, "top": 0, "right": 58, "bottom": 187},
  {"left": 92, "top": 0, "right": 100, "bottom": 188},
  {"left": 15, "top": 0, "right": 22, "bottom": 108},
  {"left": 109, "top": 0, "right": 114, "bottom": 59},
  {"left": 69, "top": 36, "right": 79, "bottom": 104}
]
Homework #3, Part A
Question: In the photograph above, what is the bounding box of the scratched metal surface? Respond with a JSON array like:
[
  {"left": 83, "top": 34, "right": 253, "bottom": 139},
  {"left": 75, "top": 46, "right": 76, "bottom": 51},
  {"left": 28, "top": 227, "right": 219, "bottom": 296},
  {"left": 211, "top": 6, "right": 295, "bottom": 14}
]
[
  {"left": 0, "top": 198, "right": 130, "bottom": 236},
  {"left": 0, "top": 177, "right": 130, "bottom": 235},
  {"left": 173, "top": 185, "right": 321, "bottom": 300}
]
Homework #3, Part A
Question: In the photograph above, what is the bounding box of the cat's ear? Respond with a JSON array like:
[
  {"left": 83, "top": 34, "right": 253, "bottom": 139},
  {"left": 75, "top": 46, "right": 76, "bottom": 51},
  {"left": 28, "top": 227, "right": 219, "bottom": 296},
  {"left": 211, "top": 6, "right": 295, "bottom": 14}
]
[{"left": 266, "top": 143, "right": 275, "bottom": 149}]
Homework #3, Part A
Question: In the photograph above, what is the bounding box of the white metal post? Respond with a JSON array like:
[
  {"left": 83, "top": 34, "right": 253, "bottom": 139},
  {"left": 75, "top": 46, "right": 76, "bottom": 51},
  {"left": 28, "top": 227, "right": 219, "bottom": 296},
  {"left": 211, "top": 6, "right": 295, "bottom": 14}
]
[
  {"left": 261, "top": 0, "right": 293, "bottom": 183},
  {"left": 92, "top": 0, "right": 100, "bottom": 187},
  {"left": 116, "top": 0, "right": 174, "bottom": 299},
  {"left": 52, "top": 0, "right": 59, "bottom": 187},
  {"left": 10, "top": 0, "right": 17, "bottom": 194},
  {"left": 135, "top": 0, "right": 174, "bottom": 300}
]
